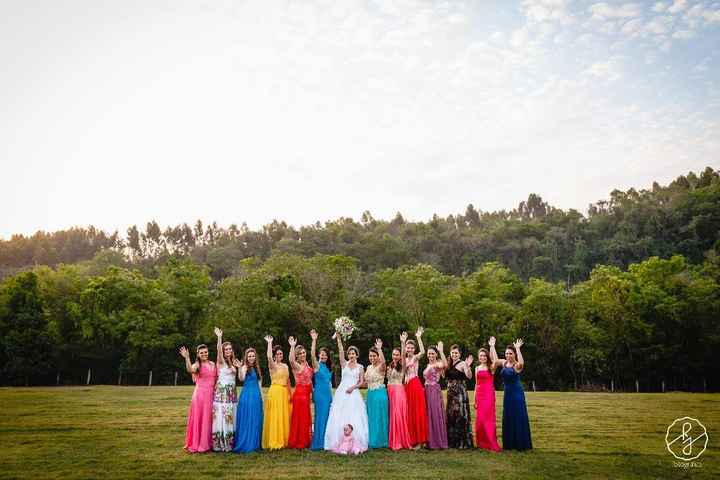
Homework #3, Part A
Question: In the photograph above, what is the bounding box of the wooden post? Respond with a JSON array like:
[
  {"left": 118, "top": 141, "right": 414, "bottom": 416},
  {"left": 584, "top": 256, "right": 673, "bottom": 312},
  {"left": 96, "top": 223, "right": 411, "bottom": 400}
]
[
  {"left": 635, "top": 379, "right": 639, "bottom": 393},
  {"left": 532, "top": 381, "right": 536, "bottom": 392},
  {"left": 662, "top": 380, "right": 665, "bottom": 393},
  {"left": 56, "top": 372, "right": 60, "bottom": 386},
  {"left": 174, "top": 371, "right": 178, "bottom": 386},
  {"left": 86, "top": 369, "right": 92, "bottom": 385},
  {"left": 611, "top": 379, "right": 614, "bottom": 392},
  {"left": 118, "top": 371, "right": 122, "bottom": 386},
  {"left": 148, "top": 370, "right": 153, "bottom": 387}
]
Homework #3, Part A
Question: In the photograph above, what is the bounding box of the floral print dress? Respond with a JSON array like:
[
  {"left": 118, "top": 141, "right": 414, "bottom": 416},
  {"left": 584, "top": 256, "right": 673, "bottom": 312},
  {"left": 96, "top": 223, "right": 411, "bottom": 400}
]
[{"left": 212, "top": 364, "right": 238, "bottom": 451}]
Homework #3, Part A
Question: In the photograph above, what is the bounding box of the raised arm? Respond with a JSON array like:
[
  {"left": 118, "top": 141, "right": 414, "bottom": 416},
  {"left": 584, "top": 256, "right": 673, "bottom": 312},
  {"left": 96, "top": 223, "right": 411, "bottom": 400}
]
[
  {"left": 489, "top": 336, "right": 504, "bottom": 369},
  {"left": 514, "top": 338, "right": 525, "bottom": 372},
  {"left": 214, "top": 327, "right": 225, "bottom": 368},
  {"left": 414, "top": 326, "right": 425, "bottom": 360},
  {"left": 288, "top": 336, "right": 300, "bottom": 371},
  {"left": 375, "top": 338, "right": 386, "bottom": 373},
  {"left": 437, "top": 341, "right": 448, "bottom": 369},
  {"left": 400, "top": 331, "right": 408, "bottom": 373},
  {"left": 310, "top": 329, "right": 319, "bottom": 371},
  {"left": 334, "top": 332, "right": 346, "bottom": 368},
  {"left": 179, "top": 346, "right": 198, "bottom": 375},
  {"left": 237, "top": 361, "right": 247, "bottom": 382},
  {"left": 264, "top": 335, "right": 276, "bottom": 371},
  {"left": 463, "top": 353, "right": 474, "bottom": 379}
]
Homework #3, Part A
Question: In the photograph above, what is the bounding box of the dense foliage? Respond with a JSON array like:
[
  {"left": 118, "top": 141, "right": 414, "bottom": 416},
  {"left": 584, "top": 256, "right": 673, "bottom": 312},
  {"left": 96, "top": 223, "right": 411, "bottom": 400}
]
[{"left": 1, "top": 168, "right": 718, "bottom": 390}]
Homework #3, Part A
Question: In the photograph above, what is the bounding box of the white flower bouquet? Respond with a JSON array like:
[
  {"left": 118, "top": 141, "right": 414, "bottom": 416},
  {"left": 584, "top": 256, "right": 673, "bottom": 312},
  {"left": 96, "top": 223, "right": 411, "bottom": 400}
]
[{"left": 333, "top": 315, "right": 356, "bottom": 340}]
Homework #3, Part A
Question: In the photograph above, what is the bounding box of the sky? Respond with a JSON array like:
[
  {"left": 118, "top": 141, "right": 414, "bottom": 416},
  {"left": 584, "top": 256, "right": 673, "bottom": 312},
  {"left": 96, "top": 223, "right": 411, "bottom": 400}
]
[{"left": 1, "top": 0, "right": 719, "bottom": 239}]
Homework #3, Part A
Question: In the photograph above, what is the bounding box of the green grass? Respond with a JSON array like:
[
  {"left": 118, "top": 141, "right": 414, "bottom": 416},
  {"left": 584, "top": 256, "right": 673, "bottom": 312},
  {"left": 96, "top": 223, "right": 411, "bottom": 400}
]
[{"left": 0, "top": 387, "right": 717, "bottom": 479}]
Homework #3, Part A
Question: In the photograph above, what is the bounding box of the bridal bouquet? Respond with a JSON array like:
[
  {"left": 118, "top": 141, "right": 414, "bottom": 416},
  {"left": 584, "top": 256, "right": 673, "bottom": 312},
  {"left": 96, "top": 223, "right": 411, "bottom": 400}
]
[{"left": 333, "top": 316, "right": 356, "bottom": 340}]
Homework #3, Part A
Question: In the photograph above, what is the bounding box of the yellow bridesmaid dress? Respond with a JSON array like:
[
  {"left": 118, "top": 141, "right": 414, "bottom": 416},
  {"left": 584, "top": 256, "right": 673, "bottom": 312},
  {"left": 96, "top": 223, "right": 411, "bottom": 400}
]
[{"left": 262, "top": 365, "right": 291, "bottom": 449}]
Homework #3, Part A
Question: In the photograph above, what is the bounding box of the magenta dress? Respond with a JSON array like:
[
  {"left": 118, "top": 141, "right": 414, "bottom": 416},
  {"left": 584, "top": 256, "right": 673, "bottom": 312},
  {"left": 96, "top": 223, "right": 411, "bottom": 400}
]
[
  {"left": 424, "top": 364, "right": 448, "bottom": 449},
  {"left": 184, "top": 362, "right": 216, "bottom": 453},
  {"left": 474, "top": 368, "right": 501, "bottom": 452}
]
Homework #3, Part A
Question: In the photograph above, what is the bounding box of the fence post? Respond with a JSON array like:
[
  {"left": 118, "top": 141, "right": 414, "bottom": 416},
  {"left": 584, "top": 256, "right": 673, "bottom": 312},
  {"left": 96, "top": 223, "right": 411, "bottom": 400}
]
[
  {"left": 662, "top": 380, "right": 665, "bottom": 393},
  {"left": 635, "top": 379, "right": 639, "bottom": 393},
  {"left": 174, "top": 371, "right": 178, "bottom": 386},
  {"left": 148, "top": 370, "right": 153, "bottom": 387},
  {"left": 611, "top": 379, "right": 614, "bottom": 392},
  {"left": 118, "top": 371, "right": 122, "bottom": 386},
  {"left": 86, "top": 369, "right": 92, "bottom": 385},
  {"left": 56, "top": 372, "right": 60, "bottom": 386},
  {"left": 532, "top": 381, "right": 536, "bottom": 392}
]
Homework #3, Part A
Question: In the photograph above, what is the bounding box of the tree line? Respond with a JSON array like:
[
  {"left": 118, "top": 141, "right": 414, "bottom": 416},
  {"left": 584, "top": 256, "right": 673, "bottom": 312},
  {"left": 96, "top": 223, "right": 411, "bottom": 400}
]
[
  {"left": 0, "top": 167, "right": 718, "bottom": 390},
  {"left": 2, "top": 167, "right": 719, "bottom": 285}
]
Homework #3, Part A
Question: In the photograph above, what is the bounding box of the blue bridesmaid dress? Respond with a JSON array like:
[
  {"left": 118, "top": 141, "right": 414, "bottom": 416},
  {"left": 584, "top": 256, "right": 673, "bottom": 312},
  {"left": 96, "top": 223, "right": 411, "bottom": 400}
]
[
  {"left": 232, "top": 368, "right": 263, "bottom": 453},
  {"left": 311, "top": 362, "right": 332, "bottom": 450},
  {"left": 501, "top": 365, "right": 532, "bottom": 450}
]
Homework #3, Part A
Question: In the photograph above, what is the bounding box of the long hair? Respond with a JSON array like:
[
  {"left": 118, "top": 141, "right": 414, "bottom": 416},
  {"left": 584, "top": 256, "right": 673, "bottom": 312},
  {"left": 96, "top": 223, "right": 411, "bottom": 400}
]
[
  {"left": 194, "top": 344, "right": 210, "bottom": 379},
  {"left": 405, "top": 339, "right": 416, "bottom": 358},
  {"left": 449, "top": 344, "right": 462, "bottom": 365},
  {"left": 243, "top": 347, "right": 262, "bottom": 383},
  {"left": 390, "top": 347, "right": 403, "bottom": 372},
  {"left": 477, "top": 348, "right": 490, "bottom": 367},
  {"left": 221, "top": 341, "right": 237, "bottom": 368}
]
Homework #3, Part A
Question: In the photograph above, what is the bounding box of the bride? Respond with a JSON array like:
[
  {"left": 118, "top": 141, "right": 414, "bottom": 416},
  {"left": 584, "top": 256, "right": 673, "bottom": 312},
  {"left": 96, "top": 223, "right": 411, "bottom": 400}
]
[{"left": 324, "top": 332, "right": 369, "bottom": 453}]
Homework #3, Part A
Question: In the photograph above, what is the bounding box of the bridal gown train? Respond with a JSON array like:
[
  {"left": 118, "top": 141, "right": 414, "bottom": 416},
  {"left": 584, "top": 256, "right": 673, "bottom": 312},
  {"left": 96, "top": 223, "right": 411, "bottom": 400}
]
[{"left": 324, "top": 363, "right": 369, "bottom": 453}]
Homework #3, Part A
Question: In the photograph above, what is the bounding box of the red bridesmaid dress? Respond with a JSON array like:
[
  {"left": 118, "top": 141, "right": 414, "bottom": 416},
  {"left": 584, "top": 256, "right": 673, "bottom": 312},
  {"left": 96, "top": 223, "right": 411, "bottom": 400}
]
[{"left": 288, "top": 363, "right": 314, "bottom": 448}]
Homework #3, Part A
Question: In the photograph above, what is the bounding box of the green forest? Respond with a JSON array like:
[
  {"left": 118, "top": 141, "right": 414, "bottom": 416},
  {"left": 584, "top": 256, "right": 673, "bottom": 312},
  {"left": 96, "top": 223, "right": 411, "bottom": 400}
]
[{"left": 1, "top": 167, "right": 719, "bottom": 391}]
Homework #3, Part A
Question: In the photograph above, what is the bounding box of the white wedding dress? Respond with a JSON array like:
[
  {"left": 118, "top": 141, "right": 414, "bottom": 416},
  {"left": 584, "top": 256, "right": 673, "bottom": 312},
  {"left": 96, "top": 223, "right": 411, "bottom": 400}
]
[{"left": 324, "top": 362, "right": 369, "bottom": 452}]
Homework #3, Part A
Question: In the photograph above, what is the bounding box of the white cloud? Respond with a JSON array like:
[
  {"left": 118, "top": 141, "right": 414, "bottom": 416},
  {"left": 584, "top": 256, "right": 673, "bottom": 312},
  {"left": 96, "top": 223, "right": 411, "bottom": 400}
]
[
  {"left": 583, "top": 58, "right": 623, "bottom": 81},
  {"left": 653, "top": 2, "right": 668, "bottom": 13},
  {"left": 589, "top": 2, "right": 642, "bottom": 20},
  {"left": 668, "top": 0, "right": 687, "bottom": 15},
  {"left": 521, "top": 0, "right": 574, "bottom": 24},
  {"left": 672, "top": 29, "right": 695, "bottom": 39}
]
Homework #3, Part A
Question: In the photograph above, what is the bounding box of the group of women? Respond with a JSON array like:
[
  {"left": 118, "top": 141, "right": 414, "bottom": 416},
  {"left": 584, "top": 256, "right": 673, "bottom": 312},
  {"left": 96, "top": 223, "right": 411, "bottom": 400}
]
[{"left": 179, "top": 326, "right": 532, "bottom": 454}]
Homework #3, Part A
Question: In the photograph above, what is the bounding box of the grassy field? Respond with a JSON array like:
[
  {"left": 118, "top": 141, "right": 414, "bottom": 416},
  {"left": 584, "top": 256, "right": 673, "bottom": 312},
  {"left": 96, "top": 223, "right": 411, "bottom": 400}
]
[{"left": 0, "top": 387, "right": 717, "bottom": 479}]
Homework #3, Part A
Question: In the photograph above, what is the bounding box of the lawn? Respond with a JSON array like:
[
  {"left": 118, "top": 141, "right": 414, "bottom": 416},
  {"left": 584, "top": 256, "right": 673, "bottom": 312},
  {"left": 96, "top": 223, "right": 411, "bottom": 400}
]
[{"left": 0, "top": 387, "right": 717, "bottom": 479}]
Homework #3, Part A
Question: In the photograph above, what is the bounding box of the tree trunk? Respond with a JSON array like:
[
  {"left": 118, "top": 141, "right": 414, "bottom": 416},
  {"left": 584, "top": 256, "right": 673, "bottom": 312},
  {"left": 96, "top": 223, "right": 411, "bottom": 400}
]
[
  {"left": 174, "top": 371, "right": 178, "bottom": 386},
  {"left": 86, "top": 369, "right": 91, "bottom": 385},
  {"left": 635, "top": 379, "right": 639, "bottom": 393},
  {"left": 148, "top": 370, "right": 153, "bottom": 387}
]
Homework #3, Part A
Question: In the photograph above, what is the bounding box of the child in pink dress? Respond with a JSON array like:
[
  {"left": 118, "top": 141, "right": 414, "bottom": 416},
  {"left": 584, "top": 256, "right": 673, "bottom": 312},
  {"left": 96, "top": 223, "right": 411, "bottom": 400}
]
[{"left": 333, "top": 424, "right": 363, "bottom": 455}]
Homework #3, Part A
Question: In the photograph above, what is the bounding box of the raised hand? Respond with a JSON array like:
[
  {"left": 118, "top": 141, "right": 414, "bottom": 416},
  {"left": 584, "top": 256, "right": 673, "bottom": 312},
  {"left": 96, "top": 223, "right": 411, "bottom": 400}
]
[
  {"left": 232, "top": 358, "right": 242, "bottom": 369},
  {"left": 332, "top": 332, "right": 338, "bottom": 340},
  {"left": 375, "top": 338, "right": 383, "bottom": 349},
  {"left": 214, "top": 327, "right": 222, "bottom": 338},
  {"left": 179, "top": 346, "right": 190, "bottom": 358},
  {"left": 400, "top": 331, "right": 408, "bottom": 343},
  {"left": 488, "top": 336, "right": 496, "bottom": 347},
  {"left": 416, "top": 326, "right": 424, "bottom": 337},
  {"left": 288, "top": 336, "right": 297, "bottom": 347},
  {"left": 514, "top": 338, "right": 524, "bottom": 349},
  {"left": 437, "top": 341, "right": 444, "bottom": 353},
  {"left": 310, "top": 329, "right": 318, "bottom": 341},
  {"left": 466, "top": 355, "right": 474, "bottom": 366},
  {"left": 264, "top": 335, "right": 273, "bottom": 344}
]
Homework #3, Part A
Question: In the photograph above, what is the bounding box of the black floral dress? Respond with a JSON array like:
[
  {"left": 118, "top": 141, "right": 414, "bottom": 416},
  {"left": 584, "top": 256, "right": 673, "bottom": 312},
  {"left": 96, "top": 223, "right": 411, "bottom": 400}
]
[{"left": 446, "top": 361, "right": 474, "bottom": 448}]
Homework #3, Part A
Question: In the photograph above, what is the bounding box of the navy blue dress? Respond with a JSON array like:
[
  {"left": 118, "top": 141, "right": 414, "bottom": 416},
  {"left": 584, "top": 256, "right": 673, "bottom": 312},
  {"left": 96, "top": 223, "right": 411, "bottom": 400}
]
[
  {"left": 501, "top": 365, "right": 532, "bottom": 450},
  {"left": 232, "top": 368, "right": 263, "bottom": 453},
  {"left": 311, "top": 362, "right": 332, "bottom": 450}
]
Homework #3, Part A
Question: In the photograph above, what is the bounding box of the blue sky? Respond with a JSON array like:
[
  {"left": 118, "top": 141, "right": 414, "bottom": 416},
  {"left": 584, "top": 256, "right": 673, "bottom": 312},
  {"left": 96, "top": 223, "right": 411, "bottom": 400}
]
[{"left": 1, "top": 0, "right": 718, "bottom": 238}]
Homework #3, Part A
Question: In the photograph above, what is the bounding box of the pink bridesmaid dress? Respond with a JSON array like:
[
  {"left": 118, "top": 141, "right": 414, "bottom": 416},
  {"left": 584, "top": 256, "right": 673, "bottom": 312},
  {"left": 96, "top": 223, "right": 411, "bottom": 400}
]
[
  {"left": 184, "top": 361, "right": 217, "bottom": 452},
  {"left": 474, "top": 368, "right": 501, "bottom": 452}
]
